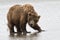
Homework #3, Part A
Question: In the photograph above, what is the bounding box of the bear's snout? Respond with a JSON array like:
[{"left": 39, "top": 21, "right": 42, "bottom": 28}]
[{"left": 29, "top": 20, "right": 35, "bottom": 26}]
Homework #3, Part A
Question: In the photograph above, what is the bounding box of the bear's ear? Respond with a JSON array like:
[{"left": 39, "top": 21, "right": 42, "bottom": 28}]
[{"left": 38, "top": 16, "right": 40, "bottom": 19}]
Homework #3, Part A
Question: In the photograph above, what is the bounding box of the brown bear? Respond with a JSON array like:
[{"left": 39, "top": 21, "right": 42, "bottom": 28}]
[{"left": 7, "top": 4, "right": 42, "bottom": 35}]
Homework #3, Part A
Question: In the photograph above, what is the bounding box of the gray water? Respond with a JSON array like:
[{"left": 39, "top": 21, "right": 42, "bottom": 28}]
[{"left": 0, "top": 1, "right": 60, "bottom": 40}]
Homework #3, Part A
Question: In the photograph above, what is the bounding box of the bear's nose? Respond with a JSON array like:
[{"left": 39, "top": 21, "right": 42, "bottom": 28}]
[
  {"left": 30, "top": 24, "right": 34, "bottom": 26},
  {"left": 30, "top": 24, "right": 33, "bottom": 26}
]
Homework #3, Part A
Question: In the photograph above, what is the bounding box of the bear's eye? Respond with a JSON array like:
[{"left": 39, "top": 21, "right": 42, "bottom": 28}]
[{"left": 29, "top": 14, "right": 31, "bottom": 16}]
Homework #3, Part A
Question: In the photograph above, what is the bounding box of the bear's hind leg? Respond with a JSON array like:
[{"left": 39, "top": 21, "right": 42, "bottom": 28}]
[{"left": 8, "top": 23, "right": 14, "bottom": 35}]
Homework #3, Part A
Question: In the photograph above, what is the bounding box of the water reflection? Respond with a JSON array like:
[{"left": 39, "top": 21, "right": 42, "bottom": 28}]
[{"left": 9, "top": 32, "right": 40, "bottom": 40}]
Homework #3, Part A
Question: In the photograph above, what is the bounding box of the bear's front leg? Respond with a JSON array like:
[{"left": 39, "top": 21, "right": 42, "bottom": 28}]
[
  {"left": 16, "top": 24, "right": 22, "bottom": 34},
  {"left": 33, "top": 24, "right": 42, "bottom": 32},
  {"left": 21, "top": 24, "right": 31, "bottom": 35},
  {"left": 29, "top": 24, "right": 42, "bottom": 32}
]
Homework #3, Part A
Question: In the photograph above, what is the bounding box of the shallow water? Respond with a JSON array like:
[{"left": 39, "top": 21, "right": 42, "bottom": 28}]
[{"left": 0, "top": 1, "right": 60, "bottom": 40}]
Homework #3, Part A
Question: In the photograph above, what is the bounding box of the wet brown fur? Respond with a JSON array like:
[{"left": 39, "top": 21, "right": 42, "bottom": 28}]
[{"left": 7, "top": 4, "right": 42, "bottom": 35}]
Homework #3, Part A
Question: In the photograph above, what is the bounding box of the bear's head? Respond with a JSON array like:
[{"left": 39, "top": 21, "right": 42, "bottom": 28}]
[
  {"left": 23, "top": 4, "right": 40, "bottom": 26},
  {"left": 27, "top": 11, "right": 40, "bottom": 26}
]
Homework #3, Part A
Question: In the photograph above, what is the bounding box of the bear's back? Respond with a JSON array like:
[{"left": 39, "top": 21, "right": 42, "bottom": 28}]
[{"left": 7, "top": 5, "right": 26, "bottom": 25}]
